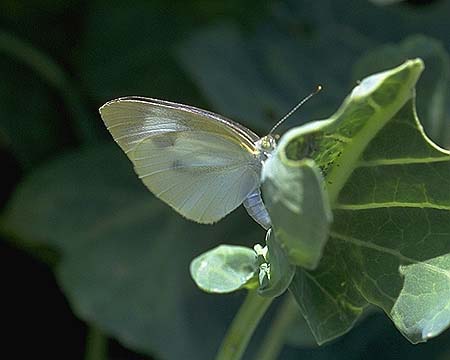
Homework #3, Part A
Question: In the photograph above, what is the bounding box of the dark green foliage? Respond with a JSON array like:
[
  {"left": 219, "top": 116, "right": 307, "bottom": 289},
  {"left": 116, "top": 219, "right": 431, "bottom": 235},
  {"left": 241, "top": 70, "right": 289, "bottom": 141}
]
[{"left": 1, "top": 1, "right": 449, "bottom": 359}]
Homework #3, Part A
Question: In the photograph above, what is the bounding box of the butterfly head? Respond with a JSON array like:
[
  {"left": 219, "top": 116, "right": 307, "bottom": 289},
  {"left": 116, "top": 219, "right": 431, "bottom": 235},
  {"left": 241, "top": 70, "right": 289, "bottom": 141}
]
[{"left": 256, "top": 135, "right": 277, "bottom": 159}]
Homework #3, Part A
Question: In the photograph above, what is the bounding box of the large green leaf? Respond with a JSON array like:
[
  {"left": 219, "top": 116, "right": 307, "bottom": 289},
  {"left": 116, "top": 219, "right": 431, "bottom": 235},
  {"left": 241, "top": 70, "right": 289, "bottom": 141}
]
[
  {"left": 284, "top": 59, "right": 450, "bottom": 344},
  {"left": 328, "top": 0, "right": 450, "bottom": 43},
  {"left": 177, "top": 0, "right": 450, "bottom": 135},
  {"left": 280, "top": 310, "right": 450, "bottom": 360},
  {"left": 177, "top": 21, "right": 368, "bottom": 132},
  {"left": 0, "top": 144, "right": 262, "bottom": 359},
  {"left": 353, "top": 35, "right": 450, "bottom": 148}
]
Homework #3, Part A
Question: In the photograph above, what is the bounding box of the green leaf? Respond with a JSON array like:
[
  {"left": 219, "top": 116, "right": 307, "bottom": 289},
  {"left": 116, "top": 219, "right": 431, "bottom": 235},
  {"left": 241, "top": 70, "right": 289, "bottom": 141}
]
[
  {"left": 286, "top": 59, "right": 450, "bottom": 345},
  {"left": 290, "top": 248, "right": 369, "bottom": 344},
  {"left": 1, "top": 144, "right": 259, "bottom": 359},
  {"left": 284, "top": 311, "right": 319, "bottom": 349},
  {"left": 177, "top": 24, "right": 285, "bottom": 130},
  {"left": 177, "top": 1, "right": 450, "bottom": 137},
  {"left": 190, "top": 245, "right": 258, "bottom": 293},
  {"left": 353, "top": 35, "right": 450, "bottom": 148},
  {"left": 391, "top": 254, "right": 450, "bottom": 343},
  {"left": 333, "top": 0, "right": 450, "bottom": 43},
  {"left": 257, "top": 229, "right": 295, "bottom": 298},
  {"left": 177, "top": 21, "right": 368, "bottom": 132},
  {"left": 174, "top": 3, "right": 450, "bottom": 350},
  {"left": 262, "top": 154, "right": 332, "bottom": 269}
]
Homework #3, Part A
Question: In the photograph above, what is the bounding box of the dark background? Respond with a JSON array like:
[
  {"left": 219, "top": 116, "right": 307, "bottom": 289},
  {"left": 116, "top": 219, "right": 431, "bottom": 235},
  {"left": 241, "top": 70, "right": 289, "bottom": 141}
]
[{"left": 1, "top": 0, "right": 449, "bottom": 359}]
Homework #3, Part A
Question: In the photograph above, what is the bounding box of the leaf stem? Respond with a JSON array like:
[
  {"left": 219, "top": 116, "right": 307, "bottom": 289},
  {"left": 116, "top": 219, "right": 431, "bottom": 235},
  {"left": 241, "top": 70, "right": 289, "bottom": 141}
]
[
  {"left": 256, "top": 294, "right": 298, "bottom": 360},
  {"left": 215, "top": 290, "right": 273, "bottom": 360},
  {"left": 84, "top": 326, "right": 108, "bottom": 360},
  {"left": 0, "top": 30, "right": 98, "bottom": 144}
]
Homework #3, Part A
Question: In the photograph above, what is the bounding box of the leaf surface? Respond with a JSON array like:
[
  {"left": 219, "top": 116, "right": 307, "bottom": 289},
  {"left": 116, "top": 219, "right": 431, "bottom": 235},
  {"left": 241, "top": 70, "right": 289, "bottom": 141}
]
[
  {"left": 1, "top": 145, "right": 260, "bottom": 359},
  {"left": 283, "top": 60, "right": 450, "bottom": 344},
  {"left": 190, "top": 245, "right": 258, "bottom": 293},
  {"left": 262, "top": 156, "right": 332, "bottom": 269},
  {"left": 353, "top": 35, "right": 450, "bottom": 148}
]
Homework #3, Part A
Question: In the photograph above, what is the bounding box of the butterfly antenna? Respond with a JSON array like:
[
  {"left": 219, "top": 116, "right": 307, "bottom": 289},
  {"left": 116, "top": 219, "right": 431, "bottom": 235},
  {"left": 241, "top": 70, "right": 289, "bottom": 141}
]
[{"left": 269, "top": 85, "right": 322, "bottom": 135}]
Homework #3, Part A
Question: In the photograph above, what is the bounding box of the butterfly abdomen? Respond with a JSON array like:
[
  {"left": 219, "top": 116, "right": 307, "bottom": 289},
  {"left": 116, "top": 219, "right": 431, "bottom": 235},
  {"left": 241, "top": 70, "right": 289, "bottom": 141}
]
[{"left": 243, "top": 188, "right": 271, "bottom": 230}]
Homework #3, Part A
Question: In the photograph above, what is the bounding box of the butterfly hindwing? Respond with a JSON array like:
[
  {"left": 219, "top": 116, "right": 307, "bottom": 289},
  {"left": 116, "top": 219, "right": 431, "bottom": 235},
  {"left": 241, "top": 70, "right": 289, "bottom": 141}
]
[{"left": 133, "top": 131, "right": 260, "bottom": 223}]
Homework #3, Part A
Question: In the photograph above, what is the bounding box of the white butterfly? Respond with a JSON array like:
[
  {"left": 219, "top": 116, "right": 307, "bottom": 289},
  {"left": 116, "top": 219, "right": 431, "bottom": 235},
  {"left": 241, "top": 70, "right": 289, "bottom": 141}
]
[
  {"left": 99, "top": 97, "right": 275, "bottom": 229},
  {"left": 99, "top": 90, "right": 319, "bottom": 230}
]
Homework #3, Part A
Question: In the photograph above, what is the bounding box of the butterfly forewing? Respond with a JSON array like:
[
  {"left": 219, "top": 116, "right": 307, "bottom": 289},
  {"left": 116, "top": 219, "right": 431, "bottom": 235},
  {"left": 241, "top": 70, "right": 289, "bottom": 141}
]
[
  {"left": 100, "top": 97, "right": 259, "bottom": 153},
  {"left": 99, "top": 97, "right": 262, "bottom": 223}
]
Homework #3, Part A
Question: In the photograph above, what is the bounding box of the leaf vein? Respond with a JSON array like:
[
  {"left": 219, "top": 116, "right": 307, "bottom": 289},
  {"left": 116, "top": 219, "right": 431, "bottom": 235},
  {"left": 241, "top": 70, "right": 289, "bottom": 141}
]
[
  {"left": 334, "top": 202, "right": 450, "bottom": 211},
  {"left": 358, "top": 156, "right": 450, "bottom": 167},
  {"left": 330, "top": 232, "right": 450, "bottom": 279}
]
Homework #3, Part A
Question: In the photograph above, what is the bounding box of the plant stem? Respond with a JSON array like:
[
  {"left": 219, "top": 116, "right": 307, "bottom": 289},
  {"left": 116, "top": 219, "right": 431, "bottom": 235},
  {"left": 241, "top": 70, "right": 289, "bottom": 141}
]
[
  {"left": 0, "top": 30, "right": 98, "bottom": 144},
  {"left": 215, "top": 290, "right": 273, "bottom": 360},
  {"left": 84, "top": 326, "right": 108, "bottom": 360},
  {"left": 256, "top": 293, "right": 298, "bottom": 360}
]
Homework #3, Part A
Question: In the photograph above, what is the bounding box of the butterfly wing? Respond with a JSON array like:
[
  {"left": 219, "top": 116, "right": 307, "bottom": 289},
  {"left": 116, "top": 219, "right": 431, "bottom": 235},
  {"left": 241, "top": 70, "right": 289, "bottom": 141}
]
[{"left": 99, "top": 97, "right": 262, "bottom": 223}]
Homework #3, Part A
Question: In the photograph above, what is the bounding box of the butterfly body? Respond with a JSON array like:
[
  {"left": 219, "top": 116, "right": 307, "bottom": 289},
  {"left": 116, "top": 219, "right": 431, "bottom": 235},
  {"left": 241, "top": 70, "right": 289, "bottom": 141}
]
[
  {"left": 243, "top": 188, "right": 271, "bottom": 229},
  {"left": 100, "top": 96, "right": 274, "bottom": 228}
]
